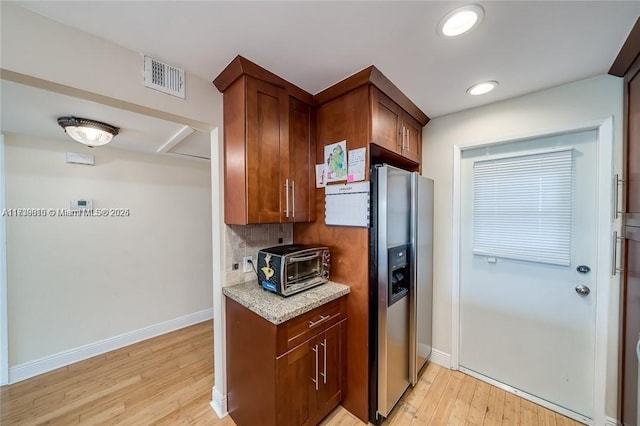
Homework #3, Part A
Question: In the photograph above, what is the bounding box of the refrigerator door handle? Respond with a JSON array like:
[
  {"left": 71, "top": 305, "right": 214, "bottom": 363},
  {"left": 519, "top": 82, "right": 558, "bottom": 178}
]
[{"left": 409, "top": 172, "right": 418, "bottom": 386}]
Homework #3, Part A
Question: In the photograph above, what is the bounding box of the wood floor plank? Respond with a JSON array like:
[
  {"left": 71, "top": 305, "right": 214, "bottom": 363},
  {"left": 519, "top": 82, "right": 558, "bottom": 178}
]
[
  {"left": 465, "top": 380, "right": 491, "bottom": 425},
  {"left": 429, "top": 370, "right": 464, "bottom": 426},
  {"left": 535, "top": 404, "right": 557, "bottom": 426},
  {"left": 447, "top": 373, "right": 476, "bottom": 425},
  {"left": 386, "top": 362, "right": 440, "bottom": 425},
  {"left": 501, "top": 391, "right": 521, "bottom": 426},
  {"left": 0, "top": 320, "right": 577, "bottom": 426},
  {"left": 483, "top": 386, "right": 506, "bottom": 426},
  {"left": 554, "top": 413, "right": 581, "bottom": 426},
  {"left": 519, "top": 398, "right": 539, "bottom": 425},
  {"left": 409, "top": 365, "right": 451, "bottom": 425},
  {"left": 320, "top": 405, "right": 364, "bottom": 426}
]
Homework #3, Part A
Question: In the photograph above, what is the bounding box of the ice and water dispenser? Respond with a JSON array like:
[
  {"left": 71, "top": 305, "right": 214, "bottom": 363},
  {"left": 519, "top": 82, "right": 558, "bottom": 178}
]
[{"left": 388, "top": 244, "right": 410, "bottom": 306}]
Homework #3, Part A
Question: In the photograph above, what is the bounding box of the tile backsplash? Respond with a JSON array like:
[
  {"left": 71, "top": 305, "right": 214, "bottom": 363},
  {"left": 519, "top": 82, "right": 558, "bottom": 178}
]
[{"left": 225, "top": 223, "right": 293, "bottom": 285}]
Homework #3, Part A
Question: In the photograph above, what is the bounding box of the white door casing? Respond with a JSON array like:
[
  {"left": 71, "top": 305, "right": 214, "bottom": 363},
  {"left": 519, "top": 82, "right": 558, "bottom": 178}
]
[
  {"left": 451, "top": 117, "right": 613, "bottom": 426},
  {"left": 1, "top": 133, "right": 8, "bottom": 386}
]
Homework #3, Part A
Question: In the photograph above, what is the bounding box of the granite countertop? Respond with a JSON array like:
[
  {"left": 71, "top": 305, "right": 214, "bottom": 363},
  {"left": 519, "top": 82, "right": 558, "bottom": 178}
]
[{"left": 223, "top": 280, "right": 350, "bottom": 325}]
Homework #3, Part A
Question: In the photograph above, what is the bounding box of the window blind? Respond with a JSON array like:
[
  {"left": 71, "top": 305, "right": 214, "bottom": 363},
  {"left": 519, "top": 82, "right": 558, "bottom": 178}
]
[{"left": 472, "top": 148, "right": 573, "bottom": 266}]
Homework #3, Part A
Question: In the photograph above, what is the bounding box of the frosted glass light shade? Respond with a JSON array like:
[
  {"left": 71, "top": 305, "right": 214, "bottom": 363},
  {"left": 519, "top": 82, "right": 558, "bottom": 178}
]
[{"left": 57, "top": 117, "right": 119, "bottom": 147}]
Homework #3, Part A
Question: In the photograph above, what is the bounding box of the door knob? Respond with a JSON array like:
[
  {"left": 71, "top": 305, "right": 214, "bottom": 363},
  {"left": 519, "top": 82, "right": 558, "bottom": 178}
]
[{"left": 575, "top": 285, "right": 591, "bottom": 296}]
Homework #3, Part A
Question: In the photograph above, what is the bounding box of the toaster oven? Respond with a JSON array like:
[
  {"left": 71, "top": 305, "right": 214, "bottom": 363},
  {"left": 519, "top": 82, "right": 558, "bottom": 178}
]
[{"left": 256, "top": 244, "right": 330, "bottom": 297}]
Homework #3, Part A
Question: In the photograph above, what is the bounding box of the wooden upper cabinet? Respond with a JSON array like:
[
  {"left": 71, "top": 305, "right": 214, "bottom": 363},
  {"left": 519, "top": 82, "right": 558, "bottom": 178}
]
[
  {"left": 371, "top": 88, "right": 423, "bottom": 163},
  {"left": 214, "top": 56, "right": 315, "bottom": 225},
  {"left": 289, "top": 97, "right": 315, "bottom": 222},
  {"left": 371, "top": 89, "right": 403, "bottom": 153},
  {"left": 402, "top": 113, "right": 422, "bottom": 163},
  {"left": 246, "top": 77, "right": 288, "bottom": 224}
]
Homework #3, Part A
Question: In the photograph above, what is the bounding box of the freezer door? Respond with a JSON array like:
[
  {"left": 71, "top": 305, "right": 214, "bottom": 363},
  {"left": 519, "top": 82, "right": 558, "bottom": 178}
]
[
  {"left": 376, "top": 165, "right": 412, "bottom": 418},
  {"left": 410, "top": 174, "right": 434, "bottom": 385}
]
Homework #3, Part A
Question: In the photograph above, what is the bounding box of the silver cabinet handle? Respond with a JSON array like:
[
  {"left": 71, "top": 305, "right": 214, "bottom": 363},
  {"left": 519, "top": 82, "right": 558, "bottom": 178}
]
[
  {"left": 321, "top": 338, "right": 327, "bottom": 384},
  {"left": 403, "top": 126, "right": 407, "bottom": 151},
  {"left": 291, "top": 180, "right": 296, "bottom": 219},
  {"left": 612, "top": 230, "right": 624, "bottom": 276},
  {"left": 308, "top": 314, "right": 330, "bottom": 328},
  {"left": 614, "top": 174, "right": 625, "bottom": 219},
  {"left": 311, "top": 344, "right": 318, "bottom": 391},
  {"left": 406, "top": 127, "right": 410, "bottom": 152},
  {"left": 284, "top": 179, "right": 289, "bottom": 218}
]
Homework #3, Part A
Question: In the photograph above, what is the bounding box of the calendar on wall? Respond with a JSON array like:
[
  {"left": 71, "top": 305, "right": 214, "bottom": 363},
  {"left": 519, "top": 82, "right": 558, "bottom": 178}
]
[{"left": 324, "top": 181, "right": 370, "bottom": 227}]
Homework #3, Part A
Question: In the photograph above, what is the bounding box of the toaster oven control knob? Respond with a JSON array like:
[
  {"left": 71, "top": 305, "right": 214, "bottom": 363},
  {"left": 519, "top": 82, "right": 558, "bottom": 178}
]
[{"left": 323, "top": 270, "right": 329, "bottom": 279}]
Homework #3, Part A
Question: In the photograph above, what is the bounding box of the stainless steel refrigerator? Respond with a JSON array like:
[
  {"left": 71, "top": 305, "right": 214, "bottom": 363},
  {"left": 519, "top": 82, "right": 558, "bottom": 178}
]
[{"left": 369, "top": 165, "right": 433, "bottom": 423}]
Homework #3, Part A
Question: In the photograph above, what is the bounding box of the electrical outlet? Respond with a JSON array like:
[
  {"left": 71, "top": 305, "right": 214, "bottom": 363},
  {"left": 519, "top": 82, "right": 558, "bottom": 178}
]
[
  {"left": 232, "top": 263, "right": 239, "bottom": 271},
  {"left": 243, "top": 256, "right": 253, "bottom": 273}
]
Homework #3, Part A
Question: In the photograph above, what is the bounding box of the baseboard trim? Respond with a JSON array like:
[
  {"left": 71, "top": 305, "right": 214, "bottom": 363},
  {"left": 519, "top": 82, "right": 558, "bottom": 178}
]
[
  {"left": 210, "top": 386, "right": 228, "bottom": 418},
  {"left": 605, "top": 416, "right": 621, "bottom": 426},
  {"left": 9, "top": 308, "right": 213, "bottom": 384},
  {"left": 429, "top": 348, "right": 451, "bottom": 368}
]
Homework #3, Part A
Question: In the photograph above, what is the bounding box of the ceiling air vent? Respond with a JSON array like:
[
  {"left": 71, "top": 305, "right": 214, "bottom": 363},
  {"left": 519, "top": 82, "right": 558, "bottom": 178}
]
[{"left": 144, "top": 56, "right": 185, "bottom": 99}]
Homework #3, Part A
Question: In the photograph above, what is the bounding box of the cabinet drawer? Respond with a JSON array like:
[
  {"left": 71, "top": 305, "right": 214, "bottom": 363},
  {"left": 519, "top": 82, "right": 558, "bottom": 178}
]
[{"left": 277, "top": 297, "right": 346, "bottom": 355}]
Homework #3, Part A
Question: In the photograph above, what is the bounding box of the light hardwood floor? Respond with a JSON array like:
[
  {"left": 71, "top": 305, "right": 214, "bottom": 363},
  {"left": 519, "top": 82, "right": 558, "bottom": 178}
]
[{"left": 0, "top": 321, "right": 582, "bottom": 425}]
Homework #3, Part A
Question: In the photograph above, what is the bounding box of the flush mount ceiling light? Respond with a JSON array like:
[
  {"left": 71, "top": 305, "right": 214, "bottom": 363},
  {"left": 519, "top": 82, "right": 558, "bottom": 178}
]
[
  {"left": 467, "top": 80, "right": 499, "bottom": 95},
  {"left": 57, "top": 116, "right": 120, "bottom": 147},
  {"left": 437, "top": 4, "right": 484, "bottom": 37}
]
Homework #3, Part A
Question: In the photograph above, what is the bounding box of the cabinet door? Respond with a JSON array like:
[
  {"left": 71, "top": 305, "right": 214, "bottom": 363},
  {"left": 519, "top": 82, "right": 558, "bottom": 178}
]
[
  {"left": 289, "top": 97, "right": 314, "bottom": 222},
  {"left": 622, "top": 233, "right": 640, "bottom": 425},
  {"left": 276, "top": 339, "right": 314, "bottom": 426},
  {"left": 246, "top": 77, "right": 289, "bottom": 223},
  {"left": 402, "top": 113, "right": 422, "bottom": 163},
  {"left": 622, "top": 59, "right": 640, "bottom": 426},
  {"left": 371, "top": 89, "right": 403, "bottom": 154},
  {"left": 315, "top": 321, "right": 345, "bottom": 421}
]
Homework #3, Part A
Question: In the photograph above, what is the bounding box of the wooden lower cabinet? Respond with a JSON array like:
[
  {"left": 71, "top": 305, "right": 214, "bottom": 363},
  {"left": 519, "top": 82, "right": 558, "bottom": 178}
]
[
  {"left": 226, "top": 296, "right": 347, "bottom": 426},
  {"left": 276, "top": 321, "right": 346, "bottom": 426}
]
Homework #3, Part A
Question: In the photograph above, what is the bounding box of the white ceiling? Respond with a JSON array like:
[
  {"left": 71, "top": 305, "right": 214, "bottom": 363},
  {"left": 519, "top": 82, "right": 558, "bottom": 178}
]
[
  {"left": 0, "top": 80, "right": 211, "bottom": 158},
  {"left": 1, "top": 1, "right": 638, "bottom": 157}
]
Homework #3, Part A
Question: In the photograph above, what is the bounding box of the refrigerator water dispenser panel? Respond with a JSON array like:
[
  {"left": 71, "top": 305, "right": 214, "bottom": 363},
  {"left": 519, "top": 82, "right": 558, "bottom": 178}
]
[{"left": 388, "top": 245, "right": 410, "bottom": 306}]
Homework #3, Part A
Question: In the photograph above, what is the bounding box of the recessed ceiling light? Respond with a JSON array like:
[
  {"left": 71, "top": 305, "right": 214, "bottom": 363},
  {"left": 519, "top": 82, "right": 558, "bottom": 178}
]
[
  {"left": 437, "top": 4, "right": 485, "bottom": 37},
  {"left": 466, "top": 81, "right": 499, "bottom": 96}
]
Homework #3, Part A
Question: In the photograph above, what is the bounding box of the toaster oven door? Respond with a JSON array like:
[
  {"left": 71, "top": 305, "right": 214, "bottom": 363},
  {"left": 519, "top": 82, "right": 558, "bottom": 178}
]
[{"left": 285, "top": 252, "right": 323, "bottom": 288}]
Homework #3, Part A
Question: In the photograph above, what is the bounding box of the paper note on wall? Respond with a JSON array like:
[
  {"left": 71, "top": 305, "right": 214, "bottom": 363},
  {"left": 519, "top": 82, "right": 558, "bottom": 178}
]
[
  {"left": 325, "top": 181, "right": 370, "bottom": 227},
  {"left": 347, "top": 147, "right": 366, "bottom": 182},
  {"left": 315, "top": 164, "right": 326, "bottom": 188}
]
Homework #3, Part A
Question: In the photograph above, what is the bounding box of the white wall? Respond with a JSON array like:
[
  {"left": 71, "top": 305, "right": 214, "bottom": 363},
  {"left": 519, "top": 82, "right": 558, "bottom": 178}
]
[
  {"left": 0, "top": 3, "right": 220, "bottom": 130},
  {"left": 0, "top": 2, "right": 226, "bottom": 388},
  {"left": 5, "top": 134, "right": 213, "bottom": 370},
  {"left": 422, "top": 74, "right": 624, "bottom": 418}
]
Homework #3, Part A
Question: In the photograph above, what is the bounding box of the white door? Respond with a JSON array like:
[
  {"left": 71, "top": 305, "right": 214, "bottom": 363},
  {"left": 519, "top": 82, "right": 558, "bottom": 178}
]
[{"left": 459, "top": 130, "right": 597, "bottom": 420}]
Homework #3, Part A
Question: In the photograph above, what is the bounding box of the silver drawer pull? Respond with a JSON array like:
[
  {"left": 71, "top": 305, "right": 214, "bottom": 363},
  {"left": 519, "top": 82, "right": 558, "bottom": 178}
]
[{"left": 308, "top": 315, "right": 330, "bottom": 328}]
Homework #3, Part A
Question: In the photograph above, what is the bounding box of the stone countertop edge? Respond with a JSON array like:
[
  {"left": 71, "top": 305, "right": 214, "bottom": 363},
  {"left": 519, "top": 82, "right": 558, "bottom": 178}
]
[{"left": 223, "top": 280, "right": 350, "bottom": 325}]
